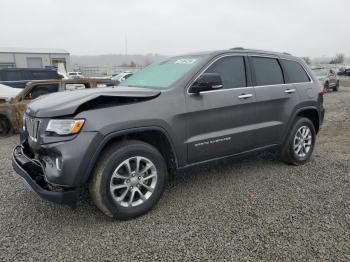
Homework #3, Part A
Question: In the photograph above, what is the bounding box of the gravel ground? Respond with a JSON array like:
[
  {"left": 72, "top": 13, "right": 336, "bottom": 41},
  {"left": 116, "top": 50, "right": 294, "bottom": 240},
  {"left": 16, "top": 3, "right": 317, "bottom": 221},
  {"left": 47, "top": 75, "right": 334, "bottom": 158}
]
[{"left": 0, "top": 79, "right": 350, "bottom": 261}]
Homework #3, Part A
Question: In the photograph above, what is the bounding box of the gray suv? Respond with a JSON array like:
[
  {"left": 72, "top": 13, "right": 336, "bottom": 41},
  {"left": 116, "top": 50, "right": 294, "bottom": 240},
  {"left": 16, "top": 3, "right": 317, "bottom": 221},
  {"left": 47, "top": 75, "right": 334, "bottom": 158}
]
[{"left": 12, "top": 48, "right": 325, "bottom": 219}]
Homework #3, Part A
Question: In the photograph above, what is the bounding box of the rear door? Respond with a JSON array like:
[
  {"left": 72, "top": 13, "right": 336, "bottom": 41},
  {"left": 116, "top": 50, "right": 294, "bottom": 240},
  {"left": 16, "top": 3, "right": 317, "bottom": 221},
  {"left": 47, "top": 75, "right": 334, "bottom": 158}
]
[
  {"left": 31, "top": 70, "right": 58, "bottom": 80},
  {"left": 1, "top": 70, "right": 28, "bottom": 88},
  {"left": 185, "top": 54, "right": 257, "bottom": 163},
  {"left": 249, "top": 55, "right": 296, "bottom": 147}
]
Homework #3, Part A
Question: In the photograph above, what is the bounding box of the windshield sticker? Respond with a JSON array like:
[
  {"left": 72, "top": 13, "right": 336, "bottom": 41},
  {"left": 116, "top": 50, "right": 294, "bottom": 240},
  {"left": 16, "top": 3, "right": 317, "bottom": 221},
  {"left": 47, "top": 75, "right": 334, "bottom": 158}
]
[{"left": 174, "top": 58, "right": 197, "bottom": 65}]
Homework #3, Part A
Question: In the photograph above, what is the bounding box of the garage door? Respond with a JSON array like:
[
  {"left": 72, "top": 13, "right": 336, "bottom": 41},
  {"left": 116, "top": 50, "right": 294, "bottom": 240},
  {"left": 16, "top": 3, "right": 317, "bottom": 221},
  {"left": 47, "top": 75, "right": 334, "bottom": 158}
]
[{"left": 27, "top": 57, "right": 43, "bottom": 68}]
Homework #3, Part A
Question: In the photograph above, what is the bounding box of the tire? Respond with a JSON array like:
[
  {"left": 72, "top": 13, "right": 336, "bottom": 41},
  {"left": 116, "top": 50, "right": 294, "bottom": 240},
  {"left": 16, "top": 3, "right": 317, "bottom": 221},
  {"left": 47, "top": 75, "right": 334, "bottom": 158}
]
[
  {"left": 324, "top": 81, "right": 329, "bottom": 91},
  {"left": 280, "top": 117, "right": 316, "bottom": 165},
  {"left": 333, "top": 80, "right": 339, "bottom": 91},
  {"left": 0, "top": 116, "right": 11, "bottom": 137},
  {"left": 89, "top": 140, "right": 167, "bottom": 219}
]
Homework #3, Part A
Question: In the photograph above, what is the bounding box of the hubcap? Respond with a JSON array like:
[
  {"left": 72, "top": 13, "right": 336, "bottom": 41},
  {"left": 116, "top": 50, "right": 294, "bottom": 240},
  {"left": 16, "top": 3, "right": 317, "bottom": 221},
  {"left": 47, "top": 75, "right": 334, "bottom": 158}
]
[
  {"left": 293, "top": 126, "right": 312, "bottom": 158},
  {"left": 109, "top": 156, "right": 157, "bottom": 207}
]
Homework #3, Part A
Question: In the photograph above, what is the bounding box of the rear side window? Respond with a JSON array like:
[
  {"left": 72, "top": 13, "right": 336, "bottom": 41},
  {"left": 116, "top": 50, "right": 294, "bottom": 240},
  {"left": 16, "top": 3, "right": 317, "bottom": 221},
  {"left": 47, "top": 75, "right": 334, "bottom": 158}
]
[
  {"left": 251, "top": 57, "right": 284, "bottom": 86},
  {"left": 27, "top": 84, "right": 59, "bottom": 99},
  {"left": 3, "top": 71, "right": 24, "bottom": 81},
  {"left": 205, "top": 56, "right": 246, "bottom": 89},
  {"left": 31, "top": 70, "right": 59, "bottom": 80},
  {"left": 65, "top": 83, "right": 88, "bottom": 90},
  {"left": 282, "top": 60, "right": 310, "bottom": 83}
]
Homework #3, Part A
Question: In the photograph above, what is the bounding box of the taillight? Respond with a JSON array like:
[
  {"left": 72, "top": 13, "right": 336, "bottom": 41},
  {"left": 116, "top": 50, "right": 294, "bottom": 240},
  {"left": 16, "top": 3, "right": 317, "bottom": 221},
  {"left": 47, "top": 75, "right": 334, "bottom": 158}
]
[{"left": 320, "top": 85, "right": 326, "bottom": 95}]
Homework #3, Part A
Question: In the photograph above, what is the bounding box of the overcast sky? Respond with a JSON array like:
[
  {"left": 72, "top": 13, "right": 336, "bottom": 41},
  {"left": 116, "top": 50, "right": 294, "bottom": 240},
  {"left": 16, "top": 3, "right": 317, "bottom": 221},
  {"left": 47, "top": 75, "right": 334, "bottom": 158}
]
[{"left": 0, "top": 0, "right": 349, "bottom": 57}]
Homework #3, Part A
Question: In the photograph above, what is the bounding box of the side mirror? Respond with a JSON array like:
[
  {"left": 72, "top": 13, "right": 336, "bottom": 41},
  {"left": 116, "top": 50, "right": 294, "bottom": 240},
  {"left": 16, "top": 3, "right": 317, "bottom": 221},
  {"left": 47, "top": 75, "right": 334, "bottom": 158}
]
[{"left": 189, "top": 73, "right": 223, "bottom": 94}]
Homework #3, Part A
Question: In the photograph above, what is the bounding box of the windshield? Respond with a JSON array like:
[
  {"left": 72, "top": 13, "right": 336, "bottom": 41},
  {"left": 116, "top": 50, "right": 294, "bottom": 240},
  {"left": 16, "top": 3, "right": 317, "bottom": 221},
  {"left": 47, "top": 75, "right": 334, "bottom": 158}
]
[
  {"left": 312, "top": 68, "right": 328, "bottom": 77},
  {"left": 121, "top": 56, "right": 203, "bottom": 89}
]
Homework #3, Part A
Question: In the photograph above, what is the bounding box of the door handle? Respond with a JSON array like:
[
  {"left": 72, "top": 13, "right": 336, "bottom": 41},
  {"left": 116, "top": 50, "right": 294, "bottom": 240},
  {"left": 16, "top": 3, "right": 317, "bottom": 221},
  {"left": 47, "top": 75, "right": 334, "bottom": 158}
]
[
  {"left": 238, "top": 94, "right": 253, "bottom": 99},
  {"left": 285, "top": 89, "right": 296, "bottom": 94}
]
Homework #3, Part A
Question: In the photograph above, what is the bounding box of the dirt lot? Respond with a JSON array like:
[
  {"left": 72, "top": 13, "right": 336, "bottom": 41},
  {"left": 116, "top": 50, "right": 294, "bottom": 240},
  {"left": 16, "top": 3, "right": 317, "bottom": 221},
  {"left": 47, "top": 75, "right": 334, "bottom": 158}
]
[{"left": 0, "top": 79, "right": 349, "bottom": 261}]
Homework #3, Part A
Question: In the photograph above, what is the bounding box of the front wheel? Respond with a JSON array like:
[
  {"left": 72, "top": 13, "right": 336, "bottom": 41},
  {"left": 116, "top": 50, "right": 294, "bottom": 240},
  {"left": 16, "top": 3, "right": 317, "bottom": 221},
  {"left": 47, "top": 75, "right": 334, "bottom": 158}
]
[
  {"left": 280, "top": 117, "right": 316, "bottom": 165},
  {"left": 324, "top": 81, "right": 329, "bottom": 91},
  {"left": 0, "top": 116, "right": 11, "bottom": 137},
  {"left": 89, "top": 140, "right": 167, "bottom": 219},
  {"left": 333, "top": 80, "right": 339, "bottom": 91}
]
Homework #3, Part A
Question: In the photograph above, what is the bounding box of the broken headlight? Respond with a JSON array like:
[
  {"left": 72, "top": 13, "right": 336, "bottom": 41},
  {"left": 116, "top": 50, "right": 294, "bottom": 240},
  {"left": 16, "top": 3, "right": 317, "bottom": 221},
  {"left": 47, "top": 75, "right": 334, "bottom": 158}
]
[{"left": 46, "top": 119, "right": 85, "bottom": 135}]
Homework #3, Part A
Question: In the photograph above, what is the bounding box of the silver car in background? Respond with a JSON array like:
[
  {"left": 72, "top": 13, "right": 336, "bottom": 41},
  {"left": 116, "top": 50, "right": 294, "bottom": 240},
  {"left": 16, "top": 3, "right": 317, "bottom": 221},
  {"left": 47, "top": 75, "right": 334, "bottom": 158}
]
[{"left": 312, "top": 68, "right": 339, "bottom": 91}]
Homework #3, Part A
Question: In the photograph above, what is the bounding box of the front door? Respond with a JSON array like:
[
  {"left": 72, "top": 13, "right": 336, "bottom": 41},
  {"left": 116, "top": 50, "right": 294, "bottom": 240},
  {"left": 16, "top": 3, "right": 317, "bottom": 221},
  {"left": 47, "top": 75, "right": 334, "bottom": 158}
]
[{"left": 185, "top": 55, "right": 257, "bottom": 163}]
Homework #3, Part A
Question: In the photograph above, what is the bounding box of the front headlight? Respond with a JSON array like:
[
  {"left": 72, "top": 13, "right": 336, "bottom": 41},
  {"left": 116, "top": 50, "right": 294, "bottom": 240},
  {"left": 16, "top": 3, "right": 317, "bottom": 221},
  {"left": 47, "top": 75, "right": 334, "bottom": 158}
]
[{"left": 46, "top": 119, "right": 85, "bottom": 135}]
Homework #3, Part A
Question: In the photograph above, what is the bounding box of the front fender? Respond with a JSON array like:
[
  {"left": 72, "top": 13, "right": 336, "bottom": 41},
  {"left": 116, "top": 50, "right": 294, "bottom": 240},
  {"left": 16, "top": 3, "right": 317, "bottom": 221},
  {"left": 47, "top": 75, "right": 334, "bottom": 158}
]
[{"left": 78, "top": 126, "right": 180, "bottom": 186}]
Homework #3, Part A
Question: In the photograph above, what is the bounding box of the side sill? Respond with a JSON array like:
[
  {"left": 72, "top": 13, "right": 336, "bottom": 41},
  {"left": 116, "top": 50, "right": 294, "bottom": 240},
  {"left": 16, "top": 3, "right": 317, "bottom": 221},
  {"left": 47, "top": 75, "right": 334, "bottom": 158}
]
[{"left": 178, "top": 144, "right": 279, "bottom": 170}]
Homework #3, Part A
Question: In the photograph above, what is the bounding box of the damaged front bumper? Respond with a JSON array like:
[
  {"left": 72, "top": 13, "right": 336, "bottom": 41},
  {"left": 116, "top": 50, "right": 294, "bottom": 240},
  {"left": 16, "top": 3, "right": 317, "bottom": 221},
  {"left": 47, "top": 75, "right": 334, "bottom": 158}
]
[{"left": 12, "top": 145, "right": 78, "bottom": 208}]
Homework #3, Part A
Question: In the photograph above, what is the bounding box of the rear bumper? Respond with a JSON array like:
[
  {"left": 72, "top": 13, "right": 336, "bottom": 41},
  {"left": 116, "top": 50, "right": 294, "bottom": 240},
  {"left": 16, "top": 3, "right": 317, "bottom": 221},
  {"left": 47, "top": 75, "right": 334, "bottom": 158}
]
[{"left": 12, "top": 146, "right": 77, "bottom": 207}]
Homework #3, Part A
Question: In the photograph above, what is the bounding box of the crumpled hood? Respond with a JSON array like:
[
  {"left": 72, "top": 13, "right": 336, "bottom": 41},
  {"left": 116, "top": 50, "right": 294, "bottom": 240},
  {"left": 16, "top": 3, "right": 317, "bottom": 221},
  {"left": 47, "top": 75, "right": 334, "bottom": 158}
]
[{"left": 26, "top": 86, "right": 161, "bottom": 118}]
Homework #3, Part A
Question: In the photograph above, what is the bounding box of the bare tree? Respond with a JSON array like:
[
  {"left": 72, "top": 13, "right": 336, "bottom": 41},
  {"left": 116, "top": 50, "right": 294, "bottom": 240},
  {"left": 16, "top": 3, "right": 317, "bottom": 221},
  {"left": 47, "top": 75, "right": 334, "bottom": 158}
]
[
  {"left": 330, "top": 53, "right": 345, "bottom": 64},
  {"left": 302, "top": 57, "right": 312, "bottom": 65}
]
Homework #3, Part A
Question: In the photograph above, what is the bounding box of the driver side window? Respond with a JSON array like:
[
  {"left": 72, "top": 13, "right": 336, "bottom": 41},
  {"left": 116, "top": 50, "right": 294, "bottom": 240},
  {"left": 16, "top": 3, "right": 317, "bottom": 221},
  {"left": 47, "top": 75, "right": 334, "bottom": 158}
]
[
  {"left": 204, "top": 56, "right": 246, "bottom": 89},
  {"left": 26, "top": 84, "right": 59, "bottom": 100}
]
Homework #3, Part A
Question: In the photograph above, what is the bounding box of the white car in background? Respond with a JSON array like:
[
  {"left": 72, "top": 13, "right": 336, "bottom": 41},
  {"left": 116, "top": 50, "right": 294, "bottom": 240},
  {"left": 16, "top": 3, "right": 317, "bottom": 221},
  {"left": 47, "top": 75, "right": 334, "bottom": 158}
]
[
  {"left": 111, "top": 72, "right": 133, "bottom": 82},
  {"left": 312, "top": 68, "right": 340, "bottom": 92},
  {"left": 68, "top": 71, "right": 84, "bottom": 79},
  {"left": 0, "top": 83, "right": 21, "bottom": 101}
]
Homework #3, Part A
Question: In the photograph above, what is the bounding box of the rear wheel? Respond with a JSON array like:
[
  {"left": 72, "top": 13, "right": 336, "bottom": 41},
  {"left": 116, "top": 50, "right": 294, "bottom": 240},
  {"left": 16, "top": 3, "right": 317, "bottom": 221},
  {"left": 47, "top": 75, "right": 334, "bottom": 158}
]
[
  {"left": 0, "top": 116, "right": 11, "bottom": 137},
  {"left": 89, "top": 140, "right": 167, "bottom": 219},
  {"left": 280, "top": 117, "right": 316, "bottom": 165}
]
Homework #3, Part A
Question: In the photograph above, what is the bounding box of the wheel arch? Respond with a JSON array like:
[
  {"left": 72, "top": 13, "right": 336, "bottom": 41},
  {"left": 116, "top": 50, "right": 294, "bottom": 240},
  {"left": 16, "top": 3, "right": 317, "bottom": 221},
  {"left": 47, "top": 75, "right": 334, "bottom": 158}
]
[
  {"left": 0, "top": 113, "right": 13, "bottom": 135},
  {"left": 281, "top": 106, "right": 320, "bottom": 145},
  {"left": 296, "top": 107, "right": 320, "bottom": 134},
  {"left": 82, "top": 126, "right": 179, "bottom": 185}
]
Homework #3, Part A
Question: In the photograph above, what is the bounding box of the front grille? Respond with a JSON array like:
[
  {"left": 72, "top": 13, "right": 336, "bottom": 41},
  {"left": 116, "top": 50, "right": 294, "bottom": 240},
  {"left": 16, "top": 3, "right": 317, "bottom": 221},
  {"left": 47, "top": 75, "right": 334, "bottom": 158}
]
[{"left": 25, "top": 116, "right": 40, "bottom": 142}]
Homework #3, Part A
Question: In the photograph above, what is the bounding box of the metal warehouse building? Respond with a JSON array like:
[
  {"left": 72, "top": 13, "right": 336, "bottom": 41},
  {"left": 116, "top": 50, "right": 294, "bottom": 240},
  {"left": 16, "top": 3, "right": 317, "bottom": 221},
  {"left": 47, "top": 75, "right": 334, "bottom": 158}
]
[{"left": 0, "top": 47, "right": 71, "bottom": 71}]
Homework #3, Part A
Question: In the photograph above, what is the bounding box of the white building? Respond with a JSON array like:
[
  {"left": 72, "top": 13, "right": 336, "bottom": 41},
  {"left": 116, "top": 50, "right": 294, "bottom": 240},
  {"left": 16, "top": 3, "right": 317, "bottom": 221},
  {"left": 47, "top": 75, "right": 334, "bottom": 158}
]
[{"left": 0, "top": 47, "right": 71, "bottom": 71}]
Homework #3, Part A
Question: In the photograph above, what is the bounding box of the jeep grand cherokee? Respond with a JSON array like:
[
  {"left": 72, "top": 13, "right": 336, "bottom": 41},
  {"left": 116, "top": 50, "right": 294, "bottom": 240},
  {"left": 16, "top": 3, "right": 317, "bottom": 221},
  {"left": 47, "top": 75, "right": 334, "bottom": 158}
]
[{"left": 12, "top": 48, "right": 325, "bottom": 219}]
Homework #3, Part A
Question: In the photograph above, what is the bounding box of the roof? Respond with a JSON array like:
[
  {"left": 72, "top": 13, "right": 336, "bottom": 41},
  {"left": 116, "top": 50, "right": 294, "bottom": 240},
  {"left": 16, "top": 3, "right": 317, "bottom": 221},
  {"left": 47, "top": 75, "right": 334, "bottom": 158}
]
[
  {"left": 184, "top": 48, "right": 294, "bottom": 58},
  {"left": 0, "top": 47, "right": 69, "bottom": 54}
]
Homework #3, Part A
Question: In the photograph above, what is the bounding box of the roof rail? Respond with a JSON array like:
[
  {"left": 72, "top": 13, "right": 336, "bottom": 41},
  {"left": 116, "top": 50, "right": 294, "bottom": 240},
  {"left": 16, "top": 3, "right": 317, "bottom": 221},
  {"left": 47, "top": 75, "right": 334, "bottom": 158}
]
[
  {"left": 230, "top": 47, "right": 244, "bottom": 50},
  {"left": 282, "top": 52, "right": 291, "bottom": 55}
]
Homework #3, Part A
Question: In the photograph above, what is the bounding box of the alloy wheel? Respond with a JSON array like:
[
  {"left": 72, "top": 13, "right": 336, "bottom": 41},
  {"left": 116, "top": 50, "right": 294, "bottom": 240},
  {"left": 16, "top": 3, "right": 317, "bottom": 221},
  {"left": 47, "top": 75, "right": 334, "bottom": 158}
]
[
  {"left": 109, "top": 156, "right": 157, "bottom": 207},
  {"left": 293, "top": 126, "right": 312, "bottom": 158}
]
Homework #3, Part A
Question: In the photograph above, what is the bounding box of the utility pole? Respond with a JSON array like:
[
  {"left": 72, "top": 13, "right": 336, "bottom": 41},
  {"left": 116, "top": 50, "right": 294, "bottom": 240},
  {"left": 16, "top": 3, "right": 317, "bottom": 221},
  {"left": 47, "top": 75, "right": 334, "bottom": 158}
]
[{"left": 125, "top": 33, "right": 128, "bottom": 56}]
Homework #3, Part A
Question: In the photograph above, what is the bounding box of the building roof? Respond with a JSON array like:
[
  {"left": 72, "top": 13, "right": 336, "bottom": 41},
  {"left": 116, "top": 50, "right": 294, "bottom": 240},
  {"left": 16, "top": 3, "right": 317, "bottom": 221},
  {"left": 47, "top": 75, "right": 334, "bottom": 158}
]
[{"left": 0, "top": 47, "right": 69, "bottom": 54}]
